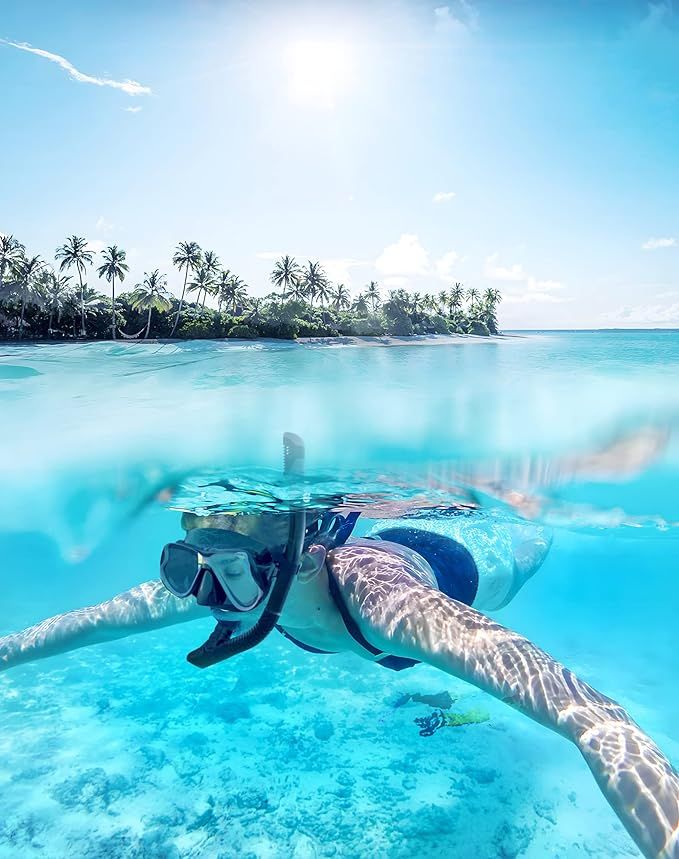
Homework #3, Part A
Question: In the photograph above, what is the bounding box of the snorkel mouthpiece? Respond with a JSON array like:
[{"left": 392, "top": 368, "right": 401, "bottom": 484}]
[{"left": 186, "top": 433, "right": 307, "bottom": 669}]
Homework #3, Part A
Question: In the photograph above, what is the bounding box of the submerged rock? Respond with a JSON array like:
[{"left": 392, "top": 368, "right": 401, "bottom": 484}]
[{"left": 313, "top": 718, "right": 335, "bottom": 741}]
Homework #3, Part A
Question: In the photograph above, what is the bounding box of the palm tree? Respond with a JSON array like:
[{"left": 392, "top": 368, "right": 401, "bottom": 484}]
[
  {"left": 201, "top": 250, "right": 221, "bottom": 305},
  {"left": 0, "top": 235, "right": 25, "bottom": 294},
  {"left": 44, "top": 271, "right": 73, "bottom": 333},
  {"left": 352, "top": 293, "right": 369, "bottom": 315},
  {"left": 424, "top": 294, "right": 438, "bottom": 314},
  {"left": 482, "top": 288, "right": 502, "bottom": 334},
  {"left": 246, "top": 297, "right": 264, "bottom": 323},
  {"left": 227, "top": 276, "right": 248, "bottom": 315},
  {"left": 303, "top": 261, "right": 329, "bottom": 305},
  {"left": 466, "top": 287, "right": 480, "bottom": 313},
  {"left": 170, "top": 240, "right": 202, "bottom": 337},
  {"left": 186, "top": 266, "right": 212, "bottom": 304},
  {"left": 187, "top": 266, "right": 215, "bottom": 308},
  {"left": 63, "top": 286, "right": 109, "bottom": 337},
  {"left": 97, "top": 245, "right": 128, "bottom": 340},
  {"left": 131, "top": 270, "right": 172, "bottom": 339},
  {"left": 331, "top": 283, "right": 351, "bottom": 310},
  {"left": 8, "top": 255, "right": 45, "bottom": 338},
  {"left": 448, "top": 282, "right": 464, "bottom": 315},
  {"left": 215, "top": 269, "right": 233, "bottom": 313},
  {"left": 270, "top": 255, "right": 302, "bottom": 298},
  {"left": 365, "top": 281, "right": 380, "bottom": 311},
  {"left": 55, "top": 236, "right": 93, "bottom": 336}
]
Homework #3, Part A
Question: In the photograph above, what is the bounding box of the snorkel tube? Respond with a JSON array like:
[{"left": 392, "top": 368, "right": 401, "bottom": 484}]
[{"left": 186, "top": 433, "right": 307, "bottom": 669}]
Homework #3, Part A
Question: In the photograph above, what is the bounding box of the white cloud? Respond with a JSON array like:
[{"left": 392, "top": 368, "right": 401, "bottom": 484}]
[
  {"left": 604, "top": 301, "right": 679, "bottom": 324},
  {"left": 95, "top": 216, "right": 113, "bottom": 234},
  {"left": 434, "top": 2, "right": 479, "bottom": 34},
  {"left": 2, "top": 39, "right": 151, "bottom": 96},
  {"left": 383, "top": 276, "right": 407, "bottom": 288},
  {"left": 526, "top": 276, "right": 563, "bottom": 292},
  {"left": 435, "top": 251, "right": 460, "bottom": 280},
  {"left": 256, "top": 251, "right": 287, "bottom": 261},
  {"left": 124, "top": 105, "right": 143, "bottom": 113},
  {"left": 503, "top": 291, "right": 569, "bottom": 304},
  {"left": 433, "top": 191, "right": 456, "bottom": 203},
  {"left": 484, "top": 253, "right": 527, "bottom": 282},
  {"left": 375, "top": 234, "right": 430, "bottom": 278},
  {"left": 642, "top": 237, "right": 676, "bottom": 250},
  {"left": 321, "top": 258, "right": 364, "bottom": 288},
  {"left": 88, "top": 239, "right": 106, "bottom": 254},
  {"left": 640, "top": 1, "right": 672, "bottom": 31},
  {"left": 484, "top": 253, "right": 565, "bottom": 304}
]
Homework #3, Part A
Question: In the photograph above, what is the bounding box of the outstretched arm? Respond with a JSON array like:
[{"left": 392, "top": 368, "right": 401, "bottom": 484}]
[
  {"left": 333, "top": 556, "right": 678, "bottom": 859},
  {"left": 0, "top": 580, "right": 209, "bottom": 672}
]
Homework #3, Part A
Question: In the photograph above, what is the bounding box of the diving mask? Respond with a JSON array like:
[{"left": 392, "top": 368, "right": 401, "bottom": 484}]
[{"left": 160, "top": 535, "right": 275, "bottom": 612}]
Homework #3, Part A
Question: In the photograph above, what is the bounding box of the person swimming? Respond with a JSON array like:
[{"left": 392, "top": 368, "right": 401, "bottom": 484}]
[{"left": 1, "top": 436, "right": 677, "bottom": 859}]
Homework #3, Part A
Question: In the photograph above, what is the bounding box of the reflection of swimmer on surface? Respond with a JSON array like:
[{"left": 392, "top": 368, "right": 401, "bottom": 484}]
[
  {"left": 1, "top": 497, "right": 677, "bottom": 857},
  {"left": 363, "top": 424, "right": 672, "bottom": 526}
]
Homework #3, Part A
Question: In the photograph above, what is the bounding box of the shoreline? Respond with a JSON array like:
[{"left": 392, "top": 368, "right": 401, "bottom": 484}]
[{"left": 0, "top": 333, "right": 517, "bottom": 349}]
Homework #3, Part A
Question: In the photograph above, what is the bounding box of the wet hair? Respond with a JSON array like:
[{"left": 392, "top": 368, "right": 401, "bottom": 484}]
[{"left": 181, "top": 511, "right": 290, "bottom": 547}]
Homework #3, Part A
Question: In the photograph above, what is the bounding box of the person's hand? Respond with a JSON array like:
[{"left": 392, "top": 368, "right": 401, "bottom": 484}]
[{"left": 0, "top": 634, "right": 19, "bottom": 672}]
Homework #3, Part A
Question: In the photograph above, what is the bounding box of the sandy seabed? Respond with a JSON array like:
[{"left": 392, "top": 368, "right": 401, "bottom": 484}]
[{"left": 0, "top": 621, "right": 647, "bottom": 859}]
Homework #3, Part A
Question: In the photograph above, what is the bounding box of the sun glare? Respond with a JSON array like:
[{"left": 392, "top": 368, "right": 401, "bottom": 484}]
[{"left": 285, "top": 40, "right": 355, "bottom": 108}]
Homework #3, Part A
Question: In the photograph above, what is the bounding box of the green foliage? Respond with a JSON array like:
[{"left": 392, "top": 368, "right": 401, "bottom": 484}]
[
  {"left": 1, "top": 232, "right": 504, "bottom": 340},
  {"left": 177, "top": 307, "right": 222, "bottom": 339},
  {"left": 227, "top": 323, "right": 257, "bottom": 339},
  {"left": 337, "top": 314, "right": 386, "bottom": 336}
]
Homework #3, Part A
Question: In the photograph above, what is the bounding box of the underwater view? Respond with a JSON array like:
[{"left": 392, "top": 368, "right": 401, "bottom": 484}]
[{"left": 1, "top": 332, "right": 678, "bottom": 858}]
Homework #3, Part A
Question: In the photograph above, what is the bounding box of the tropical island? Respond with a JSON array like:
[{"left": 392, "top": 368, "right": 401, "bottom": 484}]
[{"left": 0, "top": 235, "right": 502, "bottom": 341}]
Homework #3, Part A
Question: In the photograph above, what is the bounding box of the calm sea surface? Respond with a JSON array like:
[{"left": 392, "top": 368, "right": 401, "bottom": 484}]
[{"left": 0, "top": 332, "right": 677, "bottom": 857}]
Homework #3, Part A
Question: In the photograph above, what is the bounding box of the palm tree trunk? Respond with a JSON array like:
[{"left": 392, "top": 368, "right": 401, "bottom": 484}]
[
  {"left": 78, "top": 268, "right": 86, "bottom": 337},
  {"left": 144, "top": 306, "right": 152, "bottom": 339},
  {"left": 111, "top": 274, "right": 116, "bottom": 340},
  {"left": 48, "top": 307, "right": 54, "bottom": 334},
  {"left": 19, "top": 296, "right": 25, "bottom": 339},
  {"left": 170, "top": 268, "right": 189, "bottom": 338}
]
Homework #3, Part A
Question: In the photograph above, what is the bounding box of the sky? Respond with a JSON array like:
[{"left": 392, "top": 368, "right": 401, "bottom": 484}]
[{"left": 1, "top": 0, "right": 678, "bottom": 329}]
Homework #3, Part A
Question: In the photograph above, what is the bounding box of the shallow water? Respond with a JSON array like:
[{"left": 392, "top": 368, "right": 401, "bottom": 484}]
[{"left": 0, "top": 333, "right": 678, "bottom": 857}]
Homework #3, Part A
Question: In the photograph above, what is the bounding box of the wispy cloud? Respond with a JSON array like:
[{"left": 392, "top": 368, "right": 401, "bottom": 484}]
[
  {"left": 483, "top": 253, "right": 527, "bottom": 282},
  {"left": 640, "top": 1, "right": 672, "bottom": 31},
  {"left": 256, "top": 251, "right": 286, "bottom": 261},
  {"left": 95, "top": 216, "right": 113, "bottom": 235},
  {"left": 434, "top": 2, "right": 480, "bottom": 34},
  {"left": 2, "top": 39, "right": 151, "bottom": 96},
  {"left": 484, "top": 253, "right": 565, "bottom": 303},
  {"left": 642, "top": 236, "right": 676, "bottom": 250},
  {"left": 433, "top": 191, "right": 456, "bottom": 203},
  {"left": 604, "top": 300, "right": 679, "bottom": 324},
  {"left": 124, "top": 105, "right": 143, "bottom": 113}
]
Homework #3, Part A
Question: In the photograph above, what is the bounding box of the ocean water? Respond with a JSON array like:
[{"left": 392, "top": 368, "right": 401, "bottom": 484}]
[{"left": 0, "top": 331, "right": 678, "bottom": 858}]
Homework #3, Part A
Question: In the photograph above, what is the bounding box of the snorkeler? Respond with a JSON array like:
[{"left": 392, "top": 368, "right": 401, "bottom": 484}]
[{"left": 1, "top": 435, "right": 677, "bottom": 859}]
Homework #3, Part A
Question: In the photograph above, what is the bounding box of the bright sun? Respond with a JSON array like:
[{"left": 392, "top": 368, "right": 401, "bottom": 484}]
[{"left": 285, "top": 40, "right": 355, "bottom": 107}]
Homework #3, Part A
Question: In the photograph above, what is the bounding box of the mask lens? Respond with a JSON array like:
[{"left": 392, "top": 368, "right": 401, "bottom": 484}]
[{"left": 161, "top": 543, "right": 201, "bottom": 596}]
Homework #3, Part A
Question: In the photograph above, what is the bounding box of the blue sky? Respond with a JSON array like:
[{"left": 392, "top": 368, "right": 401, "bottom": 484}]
[{"left": 1, "top": 0, "right": 678, "bottom": 328}]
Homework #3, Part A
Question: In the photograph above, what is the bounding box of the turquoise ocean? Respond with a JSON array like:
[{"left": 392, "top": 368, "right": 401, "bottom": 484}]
[{"left": 0, "top": 331, "right": 678, "bottom": 858}]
